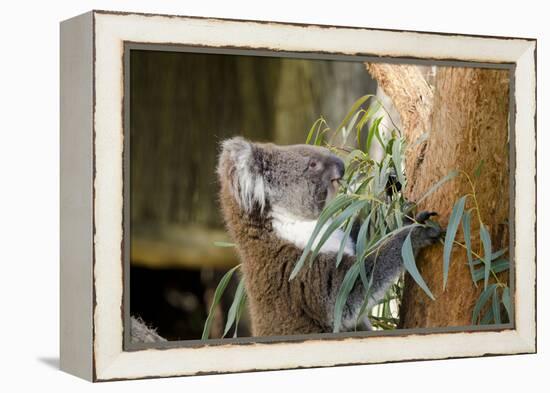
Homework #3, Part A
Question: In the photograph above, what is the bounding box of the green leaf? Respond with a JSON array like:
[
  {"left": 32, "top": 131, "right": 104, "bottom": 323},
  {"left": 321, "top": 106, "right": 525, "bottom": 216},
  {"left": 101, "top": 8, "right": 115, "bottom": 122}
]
[
  {"left": 335, "top": 95, "right": 374, "bottom": 135},
  {"left": 343, "top": 149, "right": 365, "bottom": 169},
  {"left": 480, "top": 306, "right": 494, "bottom": 325},
  {"left": 333, "top": 263, "right": 361, "bottom": 333},
  {"left": 355, "top": 212, "right": 372, "bottom": 259},
  {"left": 472, "top": 248, "right": 507, "bottom": 266},
  {"left": 502, "top": 287, "right": 512, "bottom": 322},
  {"left": 472, "top": 283, "right": 497, "bottom": 324},
  {"left": 223, "top": 278, "right": 247, "bottom": 337},
  {"left": 354, "top": 176, "right": 374, "bottom": 195},
  {"left": 492, "top": 286, "right": 501, "bottom": 324},
  {"left": 443, "top": 196, "right": 467, "bottom": 288},
  {"left": 310, "top": 199, "right": 367, "bottom": 265},
  {"left": 416, "top": 170, "right": 458, "bottom": 205},
  {"left": 366, "top": 117, "right": 383, "bottom": 153},
  {"left": 306, "top": 117, "right": 324, "bottom": 145},
  {"left": 233, "top": 286, "right": 247, "bottom": 337},
  {"left": 391, "top": 138, "right": 406, "bottom": 188},
  {"left": 462, "top": 210, "right": 476, "bottom": 285},
  {"left": 373, "top": 117, "right": 386, "bottom": 151},
  {"left": 355, "top": 276, "right": 375, "bottom": 327},
  {"left": 202, "top": 264, "right": 241, "bottom": 340},
  {"left": 473, "top": 259, "right": 509, "bottom": 282},
  {"left": 401, "top": 231, "right": 435, "bottom": 300},
  {"left": 376, "top": 156, "right": 391, "bottom": 195},
  {"left": 480, "top": 224, "right": 493, "bottom": 290},
  {"left": 290, "top": 195, "right": 355, "bottom": 279},
  {"left": 314, "top": 127, "right": 329, "bottom": 146},
  {"left": 213, "top": 241, "right": 236, "bottom": 248},
  {"left": 336, "top": 215, "right": 357, "bottom": 268},
  {"left": 474, "top": 160, "right": 485, "bottom": 178},
  {"left": 343, "top": 110, "right": 360, "bottom": 145}
]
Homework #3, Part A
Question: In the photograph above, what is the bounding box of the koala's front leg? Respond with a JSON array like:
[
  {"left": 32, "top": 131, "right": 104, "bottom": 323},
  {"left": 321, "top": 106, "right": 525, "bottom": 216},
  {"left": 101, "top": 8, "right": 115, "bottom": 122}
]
[{"left": 351, "top": 211, "right": 442, "bottom": 328}]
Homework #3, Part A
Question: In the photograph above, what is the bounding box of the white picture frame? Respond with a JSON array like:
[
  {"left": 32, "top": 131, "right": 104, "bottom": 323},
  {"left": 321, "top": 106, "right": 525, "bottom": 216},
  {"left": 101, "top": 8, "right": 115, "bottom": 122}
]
[{"left": 60, "top": 10, "right": 536, "bottom": 381}]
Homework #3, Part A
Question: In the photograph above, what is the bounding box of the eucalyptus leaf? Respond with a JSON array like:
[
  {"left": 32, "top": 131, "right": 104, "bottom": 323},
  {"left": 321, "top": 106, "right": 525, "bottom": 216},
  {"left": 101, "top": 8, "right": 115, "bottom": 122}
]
[
  {"left": 480, "top": 224, "right": 493, "bottom": 290},
  {"left": 443, "top": 196, "right": 467, "bottom": 288},
  {"left": 462, "top": 210, "right": 476, "bottom": 285},
  {"left": 492, "top": 286, "right": 501, "bottom": 324},
  {"left": 290, "top": 194, "right": 355, "bottom": 279},
  {"left": 306, "top": 117, "right": 324, "bottom": 145},
  {"left": 335, "top": 95, "right": 374, "bottom": 134},
  {"left": 310, "top": 199, "right": 367, "bottom": 264},
  {"left": 333, "top": 263, "right": 361, "bottom": 332},
  {"left": 473, "top": 259, "right": 509, "bottom": 282},
  {"left": 401, "top": 231, "right": 435, "bottom": 300},
  {"left": 202, "top": 264, "right": 241, "bottom": 340},
  {"left": 366, "top": 117, "right": 383, "bottom": 153},
  {"left": 416, "top": 170, "right": 458, "bottom": 205},
  {"left": 502, "top": 286, "right": 512, "bottom": 322},
  {"left": 472, "top": 283, "right": 497, "bottom": 324},
  {"left": 223, "top": 278, "right": 246, "bottom": 337},
  {"left": 474, "top": 159, "right": 485, "bottom": 178},
  {"left": 336, "top": 215, "right": 357, "bottom": 268},
  {"left": 391, "top": 137, "right": 406, "bottom": 188},
  {"left": 213, "top": 241, "right": 236, "bottom": 248},
  {"left": 480, "top": 306, "right": 494, "bottom": 325},
  {"left": 472, "top": 248, "right": 507, "bottom": 266}
]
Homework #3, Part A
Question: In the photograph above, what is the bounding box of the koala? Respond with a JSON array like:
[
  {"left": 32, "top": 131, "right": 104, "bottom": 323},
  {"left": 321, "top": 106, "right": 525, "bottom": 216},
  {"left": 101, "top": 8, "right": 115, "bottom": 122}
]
[{"left": 217, "top": 136, "right": 441, "bottom": 336}]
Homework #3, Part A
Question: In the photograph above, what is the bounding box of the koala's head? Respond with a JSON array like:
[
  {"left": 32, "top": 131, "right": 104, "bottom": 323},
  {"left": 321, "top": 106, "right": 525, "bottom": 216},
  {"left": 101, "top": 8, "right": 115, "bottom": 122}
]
[{"left": 218, "top": 137, "right": 345, "bottom": 220}]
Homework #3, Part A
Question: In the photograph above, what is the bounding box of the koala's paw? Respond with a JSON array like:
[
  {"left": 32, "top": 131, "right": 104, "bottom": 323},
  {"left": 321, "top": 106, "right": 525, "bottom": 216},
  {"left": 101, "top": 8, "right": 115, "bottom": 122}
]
[
  {"left": 412, "top": 211, "right": 443, "bottom": 247},
  {"left": 415, "top": 211, "right": 438, "bottom": 223}
]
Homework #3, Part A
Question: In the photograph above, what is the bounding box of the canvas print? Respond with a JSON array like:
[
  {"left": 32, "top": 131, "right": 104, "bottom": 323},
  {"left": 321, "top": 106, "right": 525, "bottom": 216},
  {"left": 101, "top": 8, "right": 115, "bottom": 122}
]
[{"left": 127, "top": 49, "right": 512, "bottom": 344}]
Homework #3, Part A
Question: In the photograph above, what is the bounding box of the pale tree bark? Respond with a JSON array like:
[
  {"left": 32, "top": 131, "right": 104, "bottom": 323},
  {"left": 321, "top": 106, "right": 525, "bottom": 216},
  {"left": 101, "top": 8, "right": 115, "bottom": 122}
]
[{"left": 367, "top": 63, "right": 510, "bottom": 328}]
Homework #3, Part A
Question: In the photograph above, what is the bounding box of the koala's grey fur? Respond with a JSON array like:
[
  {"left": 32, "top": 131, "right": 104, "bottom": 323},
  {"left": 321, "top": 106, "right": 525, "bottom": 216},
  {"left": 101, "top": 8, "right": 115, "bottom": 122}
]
[
  {"left": 130, "top": 316, "right": 166, "bottom": 343},
  {"left": 217, "top": 137, "right": 441, "bottom": 336}
]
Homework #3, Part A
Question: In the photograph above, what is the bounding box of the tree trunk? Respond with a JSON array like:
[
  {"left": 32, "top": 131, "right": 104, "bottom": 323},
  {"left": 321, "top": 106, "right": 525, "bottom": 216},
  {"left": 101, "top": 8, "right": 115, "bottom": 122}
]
[{"left": 367, "top": 63, "right": 510, "bottom": 328}]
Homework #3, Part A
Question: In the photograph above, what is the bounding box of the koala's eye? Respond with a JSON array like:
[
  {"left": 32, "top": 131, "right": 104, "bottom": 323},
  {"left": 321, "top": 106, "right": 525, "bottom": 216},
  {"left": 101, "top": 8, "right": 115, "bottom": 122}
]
[{"left": 309, "top": 161, "right": 318, "bottom": 169}]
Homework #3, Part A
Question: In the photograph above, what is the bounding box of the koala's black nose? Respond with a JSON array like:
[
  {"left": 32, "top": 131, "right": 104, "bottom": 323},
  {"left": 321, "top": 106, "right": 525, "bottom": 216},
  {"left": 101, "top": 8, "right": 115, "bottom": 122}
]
[{"left": 330, "top": 156, "right": 345, "bottom": 180}]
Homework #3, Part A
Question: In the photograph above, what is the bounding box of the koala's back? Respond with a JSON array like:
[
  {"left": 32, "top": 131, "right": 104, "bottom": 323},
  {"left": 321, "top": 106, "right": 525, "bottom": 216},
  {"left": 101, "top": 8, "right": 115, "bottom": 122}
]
[{"left": 219, "top": 183, "right": 332, "bottom": 336}]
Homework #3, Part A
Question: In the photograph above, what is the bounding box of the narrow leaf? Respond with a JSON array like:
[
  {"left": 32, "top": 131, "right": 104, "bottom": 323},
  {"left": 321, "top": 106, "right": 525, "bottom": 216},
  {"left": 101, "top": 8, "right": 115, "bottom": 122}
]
[
  {"left": 443, "top": 196, "right": 467, "bottom": 288},
  {"left": 401, "top": 231, "right": 435, "bottom": 300},
  {"left": 202, "top": 264, "right": 241, "bottom": 340},
  {"left": 310, "top": 199, "right": 367, "bottom": 264},
  {"left": 333, "top": 263, "right": 360, "bottom": 332},
  {"left": 213, "top": 241, "right": 236, "bottom": 248},
  {"left": 223, "top": 278, "right": 246, "bottom": 337},
  {"left": 473, "top": 259, "right": 509, "bottom": 282},
  {"left": 336, "top": 216, "right": 356, "bottom": 268},
  {"left": 290, "top": 195, "right": 354, "bottom": 279},
  {"left": 472, "top": 283, "right": 497, "bottom": 324},
  {"left": 480, "top": 306, "right": 494, "bottom": 325},
  {"left": 472, "top": 248, "right": 507, "bottom": 266},
  {"left": 373, "top": 117, "right": 386, "bottom": 150},
  {"left": 306, "top": 117, "right": 324, "bottom": 145},
  {"left": 480, "top": 224, "right": 493, "bottom": 290},
  {"left": 335, "top": 95, "right": 374, "bottom": 134},
  {"left": 366, "top": 117, "right": 383, "bottom": 153},
  {"left": 391, "top": 138, "right": 406, "bottom": 188},
  {"left": 416, "top": 170, "right": 458, "bottom": 205},
  {"left": 462, "top": 210, "right": 476, "bottom": 285},
  {"left": 492, "top": 286, "right": 501, "bottom": 324},
  {"left": 473, "top": 159, "right": 485, "bottom": 178},
  {"left": 502, "top": 287, "right": 512, "bottom": 322}
]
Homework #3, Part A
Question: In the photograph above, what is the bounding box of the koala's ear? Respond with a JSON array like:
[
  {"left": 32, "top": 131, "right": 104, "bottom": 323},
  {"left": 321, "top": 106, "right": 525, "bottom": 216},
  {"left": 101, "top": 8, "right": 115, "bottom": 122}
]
[{"left": 217, "top": 137, "right": 266, "bottom": 214}]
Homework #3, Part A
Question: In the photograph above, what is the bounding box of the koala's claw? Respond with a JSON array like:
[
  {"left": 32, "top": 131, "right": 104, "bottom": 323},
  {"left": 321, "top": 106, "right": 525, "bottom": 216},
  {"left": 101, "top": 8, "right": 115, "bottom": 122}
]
[{"left": 415, "top": 211, "right": 438, "bottom": 224}]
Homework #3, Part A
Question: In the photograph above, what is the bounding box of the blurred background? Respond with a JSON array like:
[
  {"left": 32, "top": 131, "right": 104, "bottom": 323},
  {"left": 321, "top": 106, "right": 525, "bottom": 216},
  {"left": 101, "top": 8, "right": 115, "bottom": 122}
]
[{"left": 129, "top": 49, "right": 379, "bottom": 341}]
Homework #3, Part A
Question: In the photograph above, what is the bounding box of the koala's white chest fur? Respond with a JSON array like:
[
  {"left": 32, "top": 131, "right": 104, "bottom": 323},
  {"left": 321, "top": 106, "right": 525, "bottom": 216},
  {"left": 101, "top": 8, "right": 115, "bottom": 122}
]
[{"left": 270, "top": 208, "right": 355, "bottom": 256}]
